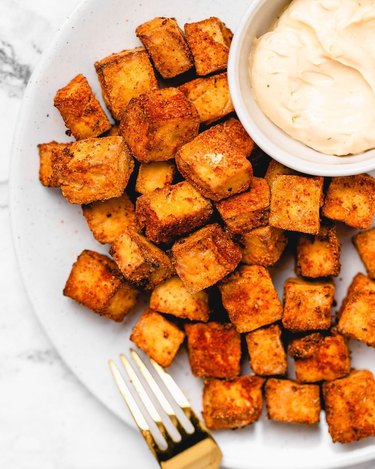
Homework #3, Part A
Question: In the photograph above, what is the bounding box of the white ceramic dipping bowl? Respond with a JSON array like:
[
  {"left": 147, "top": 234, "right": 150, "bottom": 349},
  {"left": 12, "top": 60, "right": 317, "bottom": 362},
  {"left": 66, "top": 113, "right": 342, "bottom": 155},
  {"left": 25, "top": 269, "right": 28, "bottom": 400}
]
[{"left": 228, "top": 0, "right": 375, "bottom": 176}]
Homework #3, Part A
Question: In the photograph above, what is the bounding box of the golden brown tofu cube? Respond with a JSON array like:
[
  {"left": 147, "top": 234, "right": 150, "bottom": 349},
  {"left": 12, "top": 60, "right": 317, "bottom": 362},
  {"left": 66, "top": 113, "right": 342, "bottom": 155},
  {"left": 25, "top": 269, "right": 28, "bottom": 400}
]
[
  {"left": 264, "top": 159, "right": 298, "bottom": 188},
  {"left": 282, "top": 278, "right": 335, "bottom": 332},
  {"left": 215, "top": 178, "right": 270, "bottom": 234},
  {"left": 82, "top": 194, "right": 137, "bottom": 244},
  {"left": 322, "top": 175, "right": 375, "bottom": 229},
  {"left": 136, "top": 181, "right": 213, "bottom": 244},
  {"left": 54, "top": 74, "right": 111, "bottom": 140},
  {"left": 179, "top": 72, "right": 234, "bottom": 124},
  {"left": 241, "top": 226, "right": 288, "bottom": 267},
  {"left": 107, "top": 125, "right": 120, "bottom": 136},
  {"left": 185, "top": 322, "right": 241, "bottom": 378},
  {"left": 135, "top": 161, "right": 176, "bottom": 194},
  {"left": 95, "top": 47, "right": 158, "bottom": 122},
  {"left": 175, "top": 120, "right": 253, "bottom": 201},
  {"left": 265, "top": 379, "right": 321, "bottom": 424},
  {"left": 184, "top": 17, "right": 233, "bottom": 76},
  {"left": 288, "top": 332, "right": 350, "bottom": 383},
  {"left": 296, "top": 224, "right": 341, "bottom": 278},
  {"left": 353, "top": 228, "right": 375, "bottom": 279},
  {"left": 222, "top": 118, "right": 255, "bottom": 157},
  {"left": 56, "top": 136, "right": 134, "bottom": 204},
  {"left": 270, "top": 175, "right": 323, "bottom": 235},
  {"left": 136, "top": 18, "right": 193, "bottom": 79},
  {"left": 171, "top": 224, "right": 241, "bottom": 294},
  {"left": 63, "top": 250, "right": 138, "bottom": 322},
  {"left": 38, "top": 141, "right": 72, "bottom": 187},
  {"left": 110, "top": 228, "right": 174, "bottom": 290},
  {"left": 150, "top": 276, "right": 209, "bottom": 321},
  {"left": 202, "top": 376, "right": 265, "bottom": 430},
  {"left": 246, "top": 324, "right": 287, "bottom": 376},
  {"left": 323, "top": 369, "right": 375, "bottom": 443},
  {"left": 338, "top": 273, "right": 375, "bottom": 347},
  {"left": 120, "top": 87, "right": 199, "bottom": 163},
  {"left": 220, "top": 265, "right": 283, "bottom": 333},
  {"left": 130, "top": 309, "right": 184, "bottom": 367}
]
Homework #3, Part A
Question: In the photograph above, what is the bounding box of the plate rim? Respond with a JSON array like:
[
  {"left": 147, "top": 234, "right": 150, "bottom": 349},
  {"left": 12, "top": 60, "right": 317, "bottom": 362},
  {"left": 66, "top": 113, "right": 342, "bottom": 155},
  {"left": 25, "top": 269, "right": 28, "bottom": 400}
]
[{"left": 8, "top": 0, "right": 375, "bottom": 467}]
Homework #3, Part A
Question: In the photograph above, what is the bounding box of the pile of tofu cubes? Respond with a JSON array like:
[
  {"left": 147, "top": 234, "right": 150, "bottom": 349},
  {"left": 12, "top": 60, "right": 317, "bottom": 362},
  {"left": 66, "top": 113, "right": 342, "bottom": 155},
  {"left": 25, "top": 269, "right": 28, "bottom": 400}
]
[{"left": 38, "top": 15, "right": 375, "bottom": 443}]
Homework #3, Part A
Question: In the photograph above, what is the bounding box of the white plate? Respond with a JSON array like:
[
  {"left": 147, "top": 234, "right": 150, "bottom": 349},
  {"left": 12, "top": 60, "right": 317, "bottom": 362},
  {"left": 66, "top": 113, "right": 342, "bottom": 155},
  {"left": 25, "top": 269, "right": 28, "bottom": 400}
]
[{"left": 9, "top": 0, "right": 375, "bottom": 467}]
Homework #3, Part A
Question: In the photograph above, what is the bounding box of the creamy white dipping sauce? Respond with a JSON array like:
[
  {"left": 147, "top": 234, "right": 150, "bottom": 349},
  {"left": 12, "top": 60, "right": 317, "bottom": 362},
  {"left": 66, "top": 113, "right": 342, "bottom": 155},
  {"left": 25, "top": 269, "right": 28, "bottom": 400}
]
[{"left": 250, "top": 0, "right": 375, "bottom": 156}]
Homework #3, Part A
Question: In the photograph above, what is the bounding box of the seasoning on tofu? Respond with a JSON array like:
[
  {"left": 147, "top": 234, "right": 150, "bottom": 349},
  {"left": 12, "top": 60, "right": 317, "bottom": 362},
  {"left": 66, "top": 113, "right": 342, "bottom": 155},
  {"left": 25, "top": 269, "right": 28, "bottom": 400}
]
[
  {"left": 265, "top": 379, "right": 321, "bottom": 425},
  {"left": 184, "top": 17, "right": 233, "bottom": 76},
  {"left": 202, "top": 376, "right": 264, "bottom": 430},
  {"left": 288, "top": 331, "right": 351, "bottom": 383},
  {"left": 322, "top": 174, "right": 375, "bottom": 230},
  {"left": 136, "top": 181, "right": 213, "bottom": 244},
  {"left": 135, "top": 161, "right": 176, "bottom": 195},
  {"left": 220, "top": 265, "right": 283, "bottom": 333},
  {"left": 54, "top": 74, "right": 111, "bottom": 139},
  {"left": 185, "top": 322, "right": 241, "bottom": 379},
  {"left": 120, "top": 87, "right": 200, "bottom": 163},
  {"left": 282, "top": 278, "right": 335, "bottom": 332},
  {"left": 95, "top": 47, "right": 158, "bottom": 121},
  {"left": 82, "top": 194, "right": 137, "bottom": 244},
  {"left": 241, "top": 226, "right": 287, "bottom": 267},
  {"left": 171, "top": 224, "right": 241, "bottom": 294},
  {"left": 110, "top": 228, "right": 174, "bottom": 290},
  {"left": 323, "top": 369, "right": 375, "bottom": 443},
  {"left": 63, "top": 250, "right": 138, "bottom": 322},
  {"left": 150, "top": 276, "right": 209, "bottom": 322},
  {"left": 338, "top": 273, "right": 375, "bottom": 347},
  {"left": 38, "top": 141, "right": 72, "bottom": 187},
  {"left": 353, "top": 228, "right": 375, "bottom": 279},
  {"left": 130, "top": 309, "right": 185, "bottom": 367},
  {"left": 136, "top": 17, "right": 193, "bottom": 79}
]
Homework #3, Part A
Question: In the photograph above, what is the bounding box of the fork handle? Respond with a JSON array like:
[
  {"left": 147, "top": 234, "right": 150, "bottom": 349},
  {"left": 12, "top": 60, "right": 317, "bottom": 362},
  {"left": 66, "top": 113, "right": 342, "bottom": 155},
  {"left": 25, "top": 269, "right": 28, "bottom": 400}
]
[{"left": 161, "top": 438, "right": 222, "bottom": 469}]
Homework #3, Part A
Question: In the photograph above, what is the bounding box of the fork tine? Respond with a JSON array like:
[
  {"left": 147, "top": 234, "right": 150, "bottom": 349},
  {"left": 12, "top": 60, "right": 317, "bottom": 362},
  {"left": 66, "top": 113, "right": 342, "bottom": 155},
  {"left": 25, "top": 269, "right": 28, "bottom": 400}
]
[
  {"left": 119, "top": 354, "right": 175, "bottom": 445},
  {"left": 130, "top": 349, "right": 191, "bottom": 435},
  {"left": 149, "top": 358, "right": 205, "bottom": 431},
  {"left": 108, "top": 360, "right": 159, "bottom": 459}
]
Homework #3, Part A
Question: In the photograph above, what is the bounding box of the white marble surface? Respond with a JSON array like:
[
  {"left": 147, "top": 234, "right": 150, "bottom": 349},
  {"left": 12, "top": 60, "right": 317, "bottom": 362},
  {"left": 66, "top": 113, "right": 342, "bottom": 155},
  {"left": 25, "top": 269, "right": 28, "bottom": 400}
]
[{"left": 0, "top": 1, "right": 373, "bottom": 469}]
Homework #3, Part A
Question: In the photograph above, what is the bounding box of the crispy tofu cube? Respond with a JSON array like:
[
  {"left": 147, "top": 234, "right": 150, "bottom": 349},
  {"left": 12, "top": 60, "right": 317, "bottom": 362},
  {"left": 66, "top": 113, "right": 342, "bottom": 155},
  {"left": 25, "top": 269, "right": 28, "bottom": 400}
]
[
  {"left": 246, "top": 324, "right": 287, "bottom": 376},
  {"left": 38, "top": 141, "right": 72, "bottom": 187},
  {"left": 136, "top": 181, "right": 213, "bottom": 244},
  {"left": 107, "top": 125, "right": 120, "bottom": 136},
  {"left": 54, "top": 74, "right": 111, "bottom": 140},
  {"left": 184, "top": 17, "right": 233, "bottom": 76},
  {"left": 215, "top": 178, "right": 270, "bottom": 234},
  {"left": 185, "top": 322, "right": 241, "bottom": 378},
  {"left": 282, "top": 278, "right": 335, "bottom": 332},
  {"left": 270, "top": 176, "right": 323, "bottom": 234},
  {"left": 337, "top": 273, "right": 375, "bottom": 347},
  {"left": 288, "top": 332, "right": 351, "bottom": 383},
  {"left": 296, "top": 224, "right": 341, "bottom": 278},
  {"left": 353, "top": 228, "right": 375, "bottom": 279},
  {"left": 264, "top": 159, "right": 297, "bottom": 188},
  {"left": 222, "top": 118, "right": 255, "bottom": 158},
  {"left": 135, "top": 161, "right": 176, "bottom": 194},
  {"left": 130, "top": 309, "right": 184, "bottom": 367},
  {"left": 120, "top": 87, "right": 199, "bottom": 163},
  {"left": 63, "top": 250, "right": 138, "bottom": 321},
  {"left": 56, "top": 136, "right": 134, "bottom": 204},
  {"left": 136, "top": 17, "right": 193, "bottom": 79},
  {"left": 323, "top": 369, "right": 375, "bottom": 443},
  {"left": 175, "top": 120, "right": 253, "bottom": 201},
  {"left": 202, "top": 376, "right": 265, "bottom": 430},
  {"left": 110, "top": 228, "right": 174, "bottom": 290},
  {"left": 265, "top": 379, "right": 321, "bottom": 424},
  {"left": 150, "top": 276, "right": 209, "bottom": 321},
  {"left": 82, "top": 194, "right": 137, "bottom": 244},
  {"left": 241, "top": 226, "right": 288, "bottom": 267},
  {"left": 171, "top": 224, "right": 241, "bottom": 294},
  {"left": 322, "top": 175, "right": 375, "bottom": 229},
  {"left": 179, "top": 72, "right": 234, "bottom": 124},
  {"left": 95, "top": 47, "right": 158, "bottom": 121},
  {"left": 220, "top": 265, "right": 283, "bottom": 333}
]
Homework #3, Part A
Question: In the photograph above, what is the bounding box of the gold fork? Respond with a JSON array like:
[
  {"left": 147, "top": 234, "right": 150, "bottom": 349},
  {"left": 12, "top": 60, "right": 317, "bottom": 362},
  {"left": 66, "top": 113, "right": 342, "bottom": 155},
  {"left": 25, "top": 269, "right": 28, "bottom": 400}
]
[{"left": 109, "top": 349, "right": 222, "bottom": 469}]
